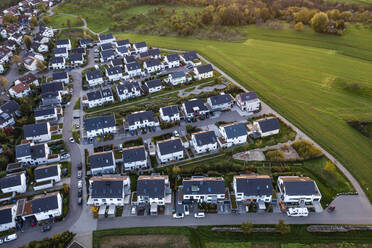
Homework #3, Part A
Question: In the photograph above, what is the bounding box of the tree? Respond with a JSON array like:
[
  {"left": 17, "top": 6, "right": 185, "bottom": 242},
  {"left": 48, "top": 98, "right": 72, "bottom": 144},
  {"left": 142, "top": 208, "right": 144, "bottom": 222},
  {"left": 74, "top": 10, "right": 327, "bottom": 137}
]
[
  {"left": 241, "top": 221, "right": 253, "bottom": 235},
  {"left": 172, "top": 166, "right": 181, "bottom": 175},
  {"left": 30, "top": 16, "right": 38, "bottom": 28},
  {"left": 42, "top": 16, "right": 51, "bottom": 24},
  {"left": 67, "top": 19, "right": 71, "bottom": 28},
  {"left": 76, "top": 16, "right": 84, "bottom": 26},
  {"left": 265, "top": 150, "right": 285, "bottom": 161},
  {"left": 37, "top": 2, "right": 47, "bottom": 13},
  {"left": 310, "top": 12, "right": 329, "bottom": 33},
  {"left": 277, "top": 219, "right": 290, "bottom": 235},
  {"left": 3, "top": 13, "right": 18, "bottom": 25},
  {"left": 11, "top": 55, "right": 22, "bottom": 65},
  {"left": 36, "top": 60, "right": 45, "bottom": 72},
  {"left": 23, "top": 35, "right": 32, "bottom": 50},
  {"left": 0, "top": 76, "right": 9, "bottom": 88},
  {"left": 294, "top": 22, "right": 304, "bottom": 31}
]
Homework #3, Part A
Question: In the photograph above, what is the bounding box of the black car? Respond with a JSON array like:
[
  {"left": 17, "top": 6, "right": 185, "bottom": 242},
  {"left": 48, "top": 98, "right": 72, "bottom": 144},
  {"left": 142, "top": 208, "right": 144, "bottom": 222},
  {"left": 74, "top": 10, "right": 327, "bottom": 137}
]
[
  {"left": 78, "top": 197, "right": 82, "bottom": 205},
  {"left": 41, "top": 225, "right": 51, "bottom": 232},
  {"left": 78, "top": 188, "right": 82, "bottom": 197}
]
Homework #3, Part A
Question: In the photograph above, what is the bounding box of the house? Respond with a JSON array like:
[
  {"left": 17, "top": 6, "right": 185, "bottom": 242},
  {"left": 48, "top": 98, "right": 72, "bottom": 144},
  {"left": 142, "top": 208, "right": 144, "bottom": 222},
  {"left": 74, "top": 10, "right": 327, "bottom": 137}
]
[
  {"left": 89, "top": 151, "right": 116, "bottom": 175},
  {"left": 122, "top": 146, "right": 148, "bottom": 171},
  {"left": 0, "top": 46, "right": 13, "bottom": 64},
  {"left": 207, "top": 93, "right": 232, "bottom": 111},
  {"left": 33, "top": 35, "right": 50, "bottom": 44},
  {"left": 53, "top": 47, "right": 68, "bottom": 58},
  {"left": 125, "top": 62, "right": 142, "bottom": 78},
  {"left": 39, "top": 26, "right": 54, "bottom": 38},
  {"left": 164, "top": 53, "right": 180, "bottom": 68},
  {"left": 5, "top": 39, "right": 17, "bottom": 51},
  {"left": 111, "top": 58, "right": 123, "bottom": 68},
  {"left": 99, "top": 33, "right": 115, "bottom": 45},
  {"left": 0, "top": 205, "right": 16, "bottom": 232},
  {"left": 233, "top": 175, "right": 273, "bottom": 203},
  {"left": 168, "top": 71, "right": 186, "bottom": 86},
  {"left": 156, "top": 138, "right": 184, "bottom": 163},
  {"left": 85, "top": 88, "right": 114, "bottom": 108},
  {"left": 147, "top": 48, "right": 161, "bottom": 59},
  {"left": 79, "top": 38, "right": 93, "bottom": 48},
  {"left": 87, "top": 176, "right": 131, "bottom": 206},
  {"left": 106, "top": 66, "right": 123, "bottom": 82},
  {"left": 0, "top": 64, "right": 4, "bottom": 74},
  {"left": 191, "top": 130, "right": 218, "bottom": 154},
  {"left": 34, "top": 164, "right": 61, "bottom": 190},
  {"left": 116, "top": 81, "right": 141, "bottom": 101},
  {"left": 41, "top": 91, "right": 62, "bottom": 106},
  {"left": 41, "top": 81, "right": 65, "bottom": 94},
  {"left": 15, "top": 73, "right": 39, "bottom": 86},
  {"left": 9, "top": 82, "right": 31, "bottom": 98},
  {"left": 277, "top": 176, "right": 322, "bottom": 203},
  {"left": 182, "top": 98, "right": 209, "bottom": 118},
  {"left": 137, "top": 175, "right": 171, "bottom": 207},
  {"left": 53, "top": 71, "right": 69, "bottom": 84},
  {"left": 116, "top": 46, "right": 130, "bottom": 57},
  {"left": 143, "top": 79, "right": 163, "bottom": 94},
  {"left": 84, "top": 115, "right": 116, "bottom": 138},
  {"left": 55, "top": 39, "right": 71, "bottom": 50},
  {"left": 49, "top": 56, "right": 65, "bottom": 70},
  {"left": 143, "top": 58, "right": 164, "bottom": 73},
  {"left": 85, "top": 69, "right": 103, "bottom": 87},
  {"left": 0, "top": 111, "right": 15, "bottom": 129},
  {"left": 0, "top": 100, "right": 19, "bottom": 128},
  {"left": 133, "top": 41, "right": 147, "bottom": 53},
  {"left": 31, "top": 42, "right": 48, "bottom": 53},
  {"left": 21, "top": 192, "right": 62, "bottom": 221},
  {"left": 124, "top": 55, "right": 135, "bottom": 64},
  {"left": 253, "top": 117, "right": 280, "bottom": 138},
  {"left": 34, "top": 107, "right": 58, "bottom": 122},
  {"left": 23, "top": 56, "right": 38, "bottom": 71},
  {"left": 68, "top": 53, "right": 84, "bottom": 66},
  {"left": 116, "top": 39, "right": 130, "bottom": 48},
  {"left": 71, "top": 47, "right": 86, "bottom": 55},
  {"left": 100, "top": 49, "right": 115, "bottom": 62},
  {"left": 219, "top": 122, "right": 247, "bottom": 147},
  {"left": 16, "top": 142, "right": 50, "bottom": 165},
  {"left": 236, "top": 92, "right": 260, "bottom": 112},
  {"left": 101, "top": 43, "right": 114, "bottom": 52},
  {"left": 182, "top": 177, "right": 225, "bottom": 203},
  {"left": 0, "top": 173, "right": 27, "bottom": 194},
  {"left": 9, "top": 33, "right": 23, "bottom": 45},
  {"left": 194, "top": 64, "right": 213, "bottom": 80},
  {"left": 126, "top": 110, "right": 158, "bottom": 131},
  {"left": 24, "top": 122, "right": 51, "bottom": 142}
]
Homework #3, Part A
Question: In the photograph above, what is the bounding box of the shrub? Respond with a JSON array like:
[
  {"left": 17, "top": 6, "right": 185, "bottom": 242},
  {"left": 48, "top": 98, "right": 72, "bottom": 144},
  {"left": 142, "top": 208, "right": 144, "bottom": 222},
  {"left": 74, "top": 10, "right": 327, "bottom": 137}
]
[
  {"left": 265, "top": 150, "right": 285, "bottom": 161},
  {"left": 292, "top": 140, "right": 323, "bottom": 159},
  {"left": 294, "top": 22, "right": 304, "bottom": 31},
  {"left": 277, "top": 219, "right": 290, "bottom": 235}
]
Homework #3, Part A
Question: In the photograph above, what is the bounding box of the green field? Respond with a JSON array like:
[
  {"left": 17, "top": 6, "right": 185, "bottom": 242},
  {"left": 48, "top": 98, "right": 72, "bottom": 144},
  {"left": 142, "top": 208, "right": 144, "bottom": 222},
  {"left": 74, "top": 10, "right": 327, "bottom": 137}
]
[
  {"left": 111, "top": 25, "right": 372, "bottom": 201},
  {"left": 49, "top": 14, "right": 83, "bottom": 29}
]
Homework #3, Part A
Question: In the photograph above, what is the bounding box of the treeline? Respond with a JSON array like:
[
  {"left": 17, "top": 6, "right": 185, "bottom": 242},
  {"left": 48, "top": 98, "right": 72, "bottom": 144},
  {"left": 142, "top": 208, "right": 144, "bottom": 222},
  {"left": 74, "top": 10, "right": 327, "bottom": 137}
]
[{"left": 0, "top": 0, "right": 19, "bottom": 11}]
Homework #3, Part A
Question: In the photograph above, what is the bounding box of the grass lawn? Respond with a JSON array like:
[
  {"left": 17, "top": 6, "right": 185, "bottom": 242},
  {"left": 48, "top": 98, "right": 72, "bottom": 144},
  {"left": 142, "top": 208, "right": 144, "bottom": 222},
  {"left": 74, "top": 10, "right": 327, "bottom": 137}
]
[
  {"left": 49, "top": 14, "right": 83, "bottom": 29},
  {"left": 56, "top": 29, "right": 97, "bottom": 49},
  {"left": 114, "top": 24, "right": 372, "bottom": 202}
]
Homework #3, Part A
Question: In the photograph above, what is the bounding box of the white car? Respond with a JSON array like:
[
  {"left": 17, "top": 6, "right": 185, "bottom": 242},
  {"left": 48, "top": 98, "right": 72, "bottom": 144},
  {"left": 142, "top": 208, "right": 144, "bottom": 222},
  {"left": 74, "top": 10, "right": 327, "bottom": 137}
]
[
  {"left": 77, "top": 180, "right": 82, "bottom": 189},
  {"left": 4, "top": 234, "right": 17, "bottom": 242},
  {"left": 184, "top": 205, "right": 190, "bottom": 216},
  {"left": 173, "top": 130, "right": 179, "bottom": 137},
  {"left": 287, "top": 207, "right": 309, "bottom": 217},
  {"left": 194, "top": 212, "right": 205, "bottom": 218},
  {"left": 131, "top": 206, "right": 136, "bottom": 215},
  {"left": 69, "top": 137, "right": 75, "bottom": 143},
  {"left": 173, "top": 213, "right": 184, "bottom": 219}
]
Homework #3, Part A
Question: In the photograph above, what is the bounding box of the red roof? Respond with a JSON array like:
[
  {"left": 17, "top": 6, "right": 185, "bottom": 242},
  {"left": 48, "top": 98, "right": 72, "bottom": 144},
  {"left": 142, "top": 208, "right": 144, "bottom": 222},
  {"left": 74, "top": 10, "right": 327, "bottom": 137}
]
[{"left": 11, "top": 83, "right": 30, "bottom": 94}]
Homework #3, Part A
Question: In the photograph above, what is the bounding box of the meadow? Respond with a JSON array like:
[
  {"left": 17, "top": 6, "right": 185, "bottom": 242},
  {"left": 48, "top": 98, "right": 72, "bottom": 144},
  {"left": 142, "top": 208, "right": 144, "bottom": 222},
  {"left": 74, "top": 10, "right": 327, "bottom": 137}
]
[{"left": 49, "top": 14, "right": 83, "bottom": 29}]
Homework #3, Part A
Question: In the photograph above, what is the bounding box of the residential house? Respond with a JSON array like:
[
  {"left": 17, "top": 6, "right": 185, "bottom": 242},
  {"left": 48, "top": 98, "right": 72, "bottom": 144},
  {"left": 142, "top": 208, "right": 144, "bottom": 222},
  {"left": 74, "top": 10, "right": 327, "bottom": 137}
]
[
  {"left": 182, "top": 98, "right": 209, "bottom": 118},
  {"left": 137, "top": 175, "right": 171, "bottom": 208},
  {"left": 106, "top": 66, "right": 123, "bottom": 82},
  {"left": 41, "top": 81, "right": 65, "bottom": 94},
  {"left": 111, "top": 58, "right": 123, "bottom": 68},
  {"left": 0, "top": 46, "right": 13, "bottom": 64},
  {"left": 41, "top": 91, "right": 62, "bottom": 106},
  {"left": 99, "top": 33, "right": 115, "bottom": 45},
  {"left": 207, "top": 93, "right": 232, "bottom": 111},
  {"left": 15, "top": 73, "right": 39, "bottom": 86},
  {"left": 49, "top": 56, "right": 66, "bottom": 70},
  {"left": 31, "top": 42, "right": 48, "bottom": 53},
  {"left": 68, "top": 53, "right": 84, "bottom": 66},
  {"left": 55, "top": 39, "right": 71, "bottom": 50},
  {"left": 39, "top": 26, "right": 54, "bottom": 38},
  {"left": 143, "top": 58, "right": 164, "bottom": 73},
  {"left": 233, "top": 175, "right": 273, "bottom": 203},
  {"left": 143, "top": 79, "right": 163, "bottom": 94},
  {"left": 159, "top": 105, "right": 180, "bottom": 122},
  {"left": 0, "top": 111, "right": 15, "bottom": 129},
  {"left": 71, "top": 47, "right": 86, "bottom": 56},
  {"left": 0, "top": 205, "right": 16, "bottom": 232},
  {"left": 182, "top": 177, "right": 225, "bottom": 203},
  {"left": 34, "top": 107, "right": 58, "bottom": 122},
  {"left": 156, "top": 138, "right": 184, "bottom": 163},
  {"left": 101, "top": 43, "right": 113, "bottom": 51},
  {"left": 191, "top": 130, "right": 218, "bottom": 154},
  {"left": 219, "top": 122, "right": 247, "bottom": 147},
  {"left": 5, "top": 39, "right": 17, "bottom": 51},
  {"left": 23, "top": 122, "right": 51, "bottom": 142},
  {"left": 252, "top": 117, "right": 280, "bottom": 138},
  {"left": 133, "top": 41, "right": 147, "bottom": 54},
  {"left": 100, "top": 49, "right": 115, "bottom": 62},
  {"left": 84, "top": 115, "right": 116, "bottom": 138},
  {"left": 116, "top": 46, "right": 130, "bottom": 57},
  {"left": 168, "top": 71, "right": 186, "bottom": 86},
  {"left": 53, "top": 71, "right": 69, "bottom": 84},
  {"left": 21, "top": 192, "right": 62, "bottom": 221},
  {"left": 23, "top": 56, "right": 38, "bottom": 71},
  {"left": 89, "top": 151, "right": 116, "bottom": 175},
  {"left": 147, "top": 48, "right": 161, "bottom": 59},
  {"left": 0, "top": 173, "right": 27, "bottom": 194},
  {"left": 85, "top": 88, "right": 114, "bottom": 108},
  {"left": 116, "top": 39, "right": 130, "bottom": 48},
  {"left": 0, "top": 100, "right": 19, "bottom": 128},
  {"left": 277, "top": 176, "right": 322, "bottom": 203},
  {"left": 87, "top": 176, "right": 131, "bottom": 206},
  {"left": 236, "top": 92, "right": 260, "bottom": 112},
  {"left": 116, "top": 81, "right": 141, "bottom": 101},
  {"left": 9, "top": 82, "right": 31, "bottom": 98},
  {"left": 53, "top": 48, "right": 68, "bottom": 59},
  {"left": 194, "top": 64, "right": 213, "bottom": 80},
  {"left": 16, "top": 142, "right": 50, "bottom": 165},
  {"left": 79, "top": 38, "right": 93, "bottom": 48},
  {"left": 85, "top": 69, "right": 103, "bottom": 87},
  {"left": 122, "top": 146, "right": 148, "bottom": 171},
  {"left": 124, "top": 55, "right": 135, "bottom": 64},
  {"left": 164, "top": 53, "right": 180, "bottom": 68},
  {"left": 33, "top": 35, "right": 50, "bottom": 44},
  {"left": 125, "top": 62, "right": 142, "bottom": 78},
  {"left": 126, "top": 110, "right": 158, "bottom": 131},
  {"left": 34, "top": 164, "right": 61, "bottom": 190}
]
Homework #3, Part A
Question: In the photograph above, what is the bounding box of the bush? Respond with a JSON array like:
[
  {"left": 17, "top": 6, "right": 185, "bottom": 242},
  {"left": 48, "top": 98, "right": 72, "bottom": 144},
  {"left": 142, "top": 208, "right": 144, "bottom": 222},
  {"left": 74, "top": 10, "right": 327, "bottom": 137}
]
[
  {"left": 294, "top": 22, "right": 304, "bottom": 31},
  {"left": 292, "top": 140, "right": 323, "bottom": 159},
  {"left": 19, "top": 231, "right": 75, "bottom": 248},
  {"left": 265, "top": 150, "right": 285, "bottom": 161}
]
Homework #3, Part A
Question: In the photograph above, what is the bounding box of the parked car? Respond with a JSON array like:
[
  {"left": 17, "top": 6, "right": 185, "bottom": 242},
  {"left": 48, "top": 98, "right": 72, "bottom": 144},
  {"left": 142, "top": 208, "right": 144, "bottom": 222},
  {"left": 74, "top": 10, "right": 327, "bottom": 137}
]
[
  {"left": 78, "top": 180, "right": 82, "bottom": 189},
  {"left": 173, "top": 213, "right": 184, "bottom": 219},
  {"left": 31, "top": 217, "right": 37, "bottom": 226},
  {"left": 184, "top": 205, "right": 190, "bottom": 216},
  {"left": 41, "top": 225, "right": 51, "bottom": 232},
  {"left": 4, "top": 234, "right": 17, "bottom": 242},
  {"left": 78, "top": 197, "right": 82, "bottom": 205},
  {"left": 77, "top": 171, "right": 82, "bottom": 179},
  {"left": 69, "top": 137, "right": 75, "bottom": 143},
  {"left": 77, "top": 162, "right": 82, "bottom": 170},
  {"left": 173, "top": 130, "right": 179, "bottom": 137},
  {"left": 287, "top": 208, "right": 309, "bottom": 217},
  {"left": 78, "top": 188, "right": 82, "bottom": 197},
  {"left": 194, "top": 212, "right": 205, "bottom": 218},
  {"left": 131, "top": 206, "right": 136, "bottom": 215}
]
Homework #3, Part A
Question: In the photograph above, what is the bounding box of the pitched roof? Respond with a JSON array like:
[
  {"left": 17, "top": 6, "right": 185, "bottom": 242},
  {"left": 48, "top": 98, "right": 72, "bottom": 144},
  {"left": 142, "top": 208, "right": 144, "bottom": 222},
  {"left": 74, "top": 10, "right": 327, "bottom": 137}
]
[
  {"left": 183, "top": 177, "right": 225, "bottom": 195},
  {"left": 124, "top": 55, "right": 135, "bottom": 64},
  {"left": 111, "top": 58, "right": 123, "bottom": 67},
  {"left": 86, "top": 69, "right": 102, "bottom": 80},
  {"left": 117, "top": 81, "right": 140, "bottom": 95},
  {"left": 126, "top": 61, "right": 140, "bottom": 71},
  {"left": 160, "top": 105, "right": 179, "bottom": 117},
  {"left": 86, "top": 90, "right": 102, "bottom": 101},
  {"left": 91, "top": 179, "right": 123, "bottom": 198},
  {"left": 0, "top": 174, "right": 22, "bottom": 189},
  {"left": 145, "top": 58, "right": 161, "bottom": 67},
  {"left": 116, "top": 39, "right": 130, "bottom": 47},
  {"left": 89, "top": 151, "right": 114, "bottom": 169},
  {"left": 0, "top": 207, "right": 12, "bottom": 225},
  {"left": 17, "top": 73, "right": 37, "bottom": 84},
  {"left": 80, "top": 38, "right": 93, "bottom": 46},
  {"left": 34, "top": 107, "right": 56, "bottom": 117},
  {"left": 183, "top": 99, "right": 208, "bottom": 114},
  {"left": 208, "top": 94, "right": 231, "bottom": 106},
  {"left": 101, "top": 49, "right": 115, "bottom": 58},
  {"left": 106, "top": 66, "right": 122, "bottom": 76},
  {"left": 31, "top": 194, "right": 59, "bottom": 214},
  {"left": 16, "top": 143, "right": 31, "bottom": 158},
  {"left": 258, "top": 118, "right": 280, "bottom": 133},
  {"left": 126, "top": 111, "right": 154, "bottom": 126},
  {"left": 24, "top": 122, "right": 48, "bottom": 138},
  {"left": 237, "top": 92, "right": 258, "bottom": 102},
  {"left": 166, "top": 53, "right": 180, "bottom": 62},
  {"left": 99, "top": 33, "right": 114, "bottom": 41},
  {"left": 41, "top": 81, "right": 63, "bottom": 93},
  {"left": 157, "top": 138, "right": 183, "bottom": 155},
  {"left": 134, "top": 41, "right": 146, "bottom": 48},
  {"left": 71, "top": 47, "right": 85, "bottom": 54},
  {"left": 122, "top": 146, "right": 146, "bottom": 163},
  {"left": 222, "top": 123, "right": 247, "bottom": 139},
  {"left": 11, "top": 82, "right": 29, "bottom": 94},
  {"left": 145, "top": 79, "right": 162, "bottom": 89},
  {"left": 193, "top": 131, "right": 217, "bottom": 146},
  {"left": 84, "top": 115, "right": 116, "bottom": 131},
  {"left": 196, "top": 64, "right": 213, "bottom": 74},
  {"left": 170, "top": 71, "right": 185, "bottom": 79},
  {"left": 50, "top": 56, "right": 64, "bottom": 64},
  {"left": 235, "top": 175, "right": 273, "bottom": 196},
  {"left": 0, "top": 100, "right": 19, "bottom": 115},
  {"left": 34, "top": 164, "right": 59, "bottom": 180},
  {"left": 30, "top": 143, "right": 47, "bottom": 159},
  {"left": 53, "top": 47, "right": 67, "bottom": 54},
  {"left": 148, "top": 48, "right": 160, "bottom": 57},
  {"left": 117, "top": 46, "right": 128, "bottom": 54},
  {"left": 101, "top": 43, "right": 113, "bottom": 51},
  {"left": 69, "top": 53, "right": 83, "bottom": 62},
  {"left": 52, "top": 71, "right": 68, "bottom": 81},
  {"left": 137, "top": 177, "right": 165, "bottom": 198},
  {"left": 56, "top": 39, "right": 70, "bottom": 45},
  {"left": 282, "top": 177, "right": 319, "bottom": 196}
]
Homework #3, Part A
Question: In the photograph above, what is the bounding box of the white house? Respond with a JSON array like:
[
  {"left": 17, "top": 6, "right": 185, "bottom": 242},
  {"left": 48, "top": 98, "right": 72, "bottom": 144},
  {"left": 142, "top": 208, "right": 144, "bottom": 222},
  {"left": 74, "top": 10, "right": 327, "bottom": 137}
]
[
  {"left": 124, "top": 55, "right": 136, "bottom": 64},
  {"left": 147, "top": 48, "right": 161, "bottom": 59},
  {"left": 207, "top": 93, "right": 232, "bottom": 111},
  {"left": 23, "top": 122, "right": 51, "bottom": 143},
  {"left": 0, "top": 173, "right": 27, "bottom": 194},
  {"left": 181, "top": 50, "right": 201, "bottom": 66},
  {"left": 191, "top": 130, "right": 218, "bottom": 154},
  {"left": 87, "top": 176, "right": 131, "bottom": 206},
  {"left": 0, "top": 205, "right": 16, "bottom": 232},
  {"left": 143, "top": 59, "right": 164, "bottom": 73},
  {"left": 156, "top": 138, "right": 184, "bottom": 163},
  {"left": 106, "top": 66, "right": 123, "bottom": 82},
  {"left": 9, "top": 82, "right": 31, "bottom": 98},
  {"left": 31, "top": 42, "right": 48, "bottom": 53},
  {"left": 68, "top": 53, "right": 84, "bottom": 66},
  {"left": 116, "top": 46, "right": 130, "bottom": 57},
  {"left": 277, "top": 176, "right": 322, "bottom": 203},
  {"left": 144, "top": 79, "right": 163, "bottom": 94},
  {"left": 125, "top": 62, "right": 142, "bottom": 78},
  {"left": 182, "top": 99, "right": 209, "bottom": 119},
  {"left": 182, "top": 177, "right": 225, "bottom": 203},
  {"left": 164, "top": 53, "right": 180, "bottom": 68},
  {"left": 39, "top": 26, "right": 54, "bottom": 38},
  {"left": 15, "top": 142, "right": 50, "bottom": 165},
  {"left": 236, "top": 92, "right": 260, "bottom": 112},
  {"left": 23, "top": 56, "right": 38, "bottom": 71},
  {"left": 126, "top": 110, "right": 158, "bottom": 131},
  {"left": 233, "top": 175, "right": 273, "bottom": 203},
  {"left": 137, "top": 175, "right": 171, "bottom": 207},
  {"left": 79, "top": 38, "right": 93, "bottom": 48},
  {"left": 122, "top": 146, "right": 148, "bottom": 171},
  {"left": 116, "top": 39, "right": 130, "bottom": 48},
  {"left": 116, "top": 81, "right": 141, "bottom": 101},
  {"left": 0, "top": 46, "right": 13, "bottom": 64},
  {"left": 0, "top": 112, "right": 15, "bottom": 129},
  {"left": 133, "top": 41, "right": 147, "bottom": 54},
  {"left": 100, "top": 49, "right": 115, "bottom": 62},
  {"left": 85, "top": 69, "right": 103, "bottom": 87},
  {"left": 49, "top": 57, "right": 66, "bottom": 70},
  {"left": 89, "top": 151, "right": 116, "bottom": 175},
  {"left": 159, "top": 105, "right": 180, "bottom": 122},
  {"left": 252, "top": 117, "right": 280, "bottom": 138},
  {"left": 99, "top": 33, "right": 115, "bottom": 45},
  {"left": 168, "top": 71, "right": 186, "bottom": 86},
  {"left": 34, "top": 107, "right": 58, "bottom": 122},
  {"left": 0, "top": 64, "right": 4, "bottom": 74},
  {"left": 85, "top": 88, "right": 114, "bottom": 108},
  {"left": 21, "top": 192, "right": 62, "bottom": 221},
  {"left": 84, "top": 115, "right": 116, "bottom": 138},
  {"left": 219, "top": 122, "right": 247, "bottom": 147},
  {"left": 53, "top": 71, "right": 69, "bottom": 84},
  {"left": 194, "top": 64, "right": 213, "bottom": 80},
  {"left": 15, "top": 73, "right": 39, "bottom": 86},
  {"left": 55, "top": 39, "right": 71, "bottom": 50},
  {"left": 34, "top": 164, "right": 61, "bottom": 190},
  {"left": 53, "top": 48, "right": 68, "bottom": 58}
]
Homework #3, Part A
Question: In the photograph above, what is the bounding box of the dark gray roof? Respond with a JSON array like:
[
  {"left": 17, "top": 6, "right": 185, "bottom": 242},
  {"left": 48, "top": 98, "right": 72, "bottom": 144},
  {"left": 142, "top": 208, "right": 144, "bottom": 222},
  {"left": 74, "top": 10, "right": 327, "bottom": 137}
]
[
  {"left": 99, "top": 33, "right": 114, "bottom": 41},
  {"left": 34, "top": 107, "right": 55, "bottom": 117},
  {"left": 238, "top": 92, "right": 258, "bottom": 102},
  {"left": 101, "top": 43, "right": 113, "bottom": 51},
  {"left": 183, "top": 178, "right": 225, "bottom": 195},
  {"left": 209, "top": 94, "right": 231, "bottom": 106},
  {"left": 0, "top": 100, "right": 19, "bottom": 115},
  {"left": 34, "top": 164, "right": 58, "bottom": 180},
  {"left": 258, "top": 118, "right": 280, "bottom": 133},
  {"left": 86, "top": 90, "right": 102, "bottom": 101},
  {"left": 122, "top": 146, "right": 146, "bottom": 163},
  {"left": 145, "top": 79, "right": 162, "bottom": 89},
  {"left": 148, "top": 48, "right": 160, "bottom": 57},
  {"left": 145, "top": 58, "right": 161, "bottom": 67},
  {"left": 126, "top": 62, "right": 140, "bottom": 71},
  {"left": 137, "top": 179, "right": 165, "bottom": 198},
  {"left": 126, "top": 111, "right": 154, "bottom": 126},
  {"left": 50, "top": 56, "right": 64, "bottom": 64},
  {"left": 101, "top": 88, "right": 113, "bottom": 98},
  {"left": 196, "top": 64, "right": 213, "bottom": 74},
  {"left": 30, "top": 144, "right": 46, "bottom": 159},
  {"left": 52, "top": 71, "right": 68, "bottom": 81},
  {"left": 193, "top": 131, "right": 217, "bottom": 146},
  {"left": 166, "top": 53, "right": 180, "bottom": 62},
  {"left": 117, "top": 46, "right": 128, "bottom": 54},
  {"left": 69, "top": 53, "right": 83, "bottom": 62},
  {"left": 139, "top": 51, "right": 149, "bottom": 58},
  {"left": 106, "top": 66, "right": 122, "bottom": 76},
  {"left": 134, "top": 41, "right": 146, "bottom": 48},
  {"left": 223, "top": 123, "right": 247, "bottom": 139},
  {"left": 24, "top": 122, "right": 48, "bottom": 138},
  {"left": 0, "top": 208, "right": 12, "bottom": 225},
  {"left": 32, "top": 194, "right": 59, "bottom": 214},
  {"left": 236, "top": 177, "right": 272, "bottom": 196},
  {"left": 16, "top": 143, "right": 31, "bottom": 158},
  {"left": 53, "top": 47, "right": 67, "bottom": 54},
  {"left": 84, "top": 115, "right": 116, "bottom": 132},
  {"left": 284, "top": 180, "right": 318, "bottom": 196},
  {"left": 117, "top": 81, "right": 140, "bottom": 95},
  {"left": 101, "top": 49, "right": 115, "bottom": 59},
  {"left": 71, "top": 47, "right": 85, "bottom": 54},
  {"left": 157, "top": 138, "right": 183, "bottom": 155},
  {"left": 89, "top": 152, "right": 114, "bottom": 169},
  {"left": 80, "top": 38, "right": 93, "bottom": 46},
  {"left": 111, "top": 58, "right": 123, "bottom": 67},
  {"left": 56, "top": 39, "right": 70, "bottom": 45},
  {"left": 160, "top": 105, "right": 179, "bottom": 117},
  {"left": 170, "top": 71, "right": 185, "bottom": 79},
  {"left": 183, "top": 99, "right": 208, "bottom": 114},
  {"left": 0, "top": 174, "right": 22, "bottom": 189},
  {"left": 18, "top": 73, "right": 38, "bottom": 85},
  {"left": 42, "top": 91, "right": 60, "bottom": 100},
  {"left": 41, "top": 81, "right": 63, "bottom": 93},
  {"left": 124, "top": 55, "right": 135, "bottom": 64},
  {"left": 91, "top": 180, "right": 123, "bottom": 198},
  {"left": 86, "top": 69, "right": 102, "bottom": 80},
  {"left": 116, "top": 39, "right": 129, "bottom": 47}
]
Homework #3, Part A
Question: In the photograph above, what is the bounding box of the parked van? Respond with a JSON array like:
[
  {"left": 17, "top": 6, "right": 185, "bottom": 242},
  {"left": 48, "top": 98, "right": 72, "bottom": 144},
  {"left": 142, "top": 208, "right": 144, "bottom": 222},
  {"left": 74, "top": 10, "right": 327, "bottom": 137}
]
[
  {"left": 287, "top": 207, "right": 309, "bottom": 217},
  {"left": 4, "top": 234, "right": 17, "bottom": 242}
]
